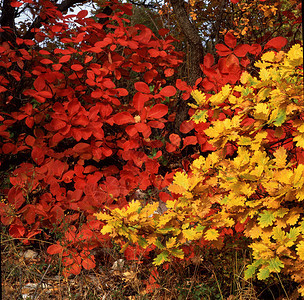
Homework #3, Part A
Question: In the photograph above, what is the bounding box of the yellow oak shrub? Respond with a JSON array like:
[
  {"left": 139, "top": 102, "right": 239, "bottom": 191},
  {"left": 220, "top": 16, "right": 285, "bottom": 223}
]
[{"left": 95, "top": 44, "right": 304, "bottom": 294}]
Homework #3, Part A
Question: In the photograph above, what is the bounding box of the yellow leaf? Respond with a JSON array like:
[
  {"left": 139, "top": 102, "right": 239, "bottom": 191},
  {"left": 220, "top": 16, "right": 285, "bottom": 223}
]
[
  {"left": 273, "top": 147, "right": 287, "bottom": 168},
  {"left": 254, "top": 103, "right": 269, "bottom": 120},
  {"left": 94, "top": 212, "right": 113, "bottom": 221},
  {"left": 246, "top": 225, "right": 262, "bottom": 239},
  {"left": 240, "top": 71, "right": 250, "bottom": 84},
  {"left": 172, "top": 172, "right": 189, "bottom": 190},
  {"left": 273, "top": 169, "right": 292, "bottom": 184},
  {"left": 261, "top": 51, "right": 276, "bottom": 62},
  {"left": 100, "top": 224, "right": 113, "bottom": 235},
  {"left": 140, "top": 202, "right": 159, "bottom": 219},
  {"left": 260, "top": 68, "right": 270, "bottom": 81},
  {"left": 293, "top": 164, "right": 304, "bottom": 188},
  {"left": 250, "top": 242, "right": 273, "bottom": 259},
  {"left": 126, "top": 200, "right": 142, "bottom": 215},
  {"left": 296, "top": 241, "right": 304, "bottom": 260},
  {"left": 191, "top": 89, "right": 206, "bottom": 106},
  {"left": 166, "top": 200, "right": 177, "bottom": 209},
  {"left": 183, "top": 228, "right": 199, "bottom": 240},
  {"left": 294, "top": 133, "right": 304, "bottom": 148},
  {"left": 205, "top": 229, "right": 219, "bottom": 241},
  {"left": 234, "top": 147, "right": 250, "bottom": 168},
  {"left": 166, "top": 237, "right": 176, "bottom": 248},
  {"left": 286, "top": 209, "right": 302, "bottom": 225}
]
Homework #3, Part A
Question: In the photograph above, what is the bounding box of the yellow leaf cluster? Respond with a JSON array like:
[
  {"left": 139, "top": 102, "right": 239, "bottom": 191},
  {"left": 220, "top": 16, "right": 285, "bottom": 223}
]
[{"left": 94, "top": 44, "right": 304, "bottom": 296}]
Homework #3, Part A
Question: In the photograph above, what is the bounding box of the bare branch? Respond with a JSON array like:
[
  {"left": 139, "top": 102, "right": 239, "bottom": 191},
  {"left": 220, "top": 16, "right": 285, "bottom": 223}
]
[
  {"left": 0, "top": 0, "right": 16, "bottom": 43},
  {"left": 22, "top": 0, "right": 88, "bottom": 40}
]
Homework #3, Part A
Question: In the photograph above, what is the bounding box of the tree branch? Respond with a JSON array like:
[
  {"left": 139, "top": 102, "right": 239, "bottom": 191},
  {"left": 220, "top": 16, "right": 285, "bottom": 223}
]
[
  {"left": 0, "top": 0, "right": 16, "bottom": 43},
  {"left": 23, "top": 0, "right": 89, "bottom": 40},
  {"left": 169, "top": 0, "right": 203, "bottom": 85}
]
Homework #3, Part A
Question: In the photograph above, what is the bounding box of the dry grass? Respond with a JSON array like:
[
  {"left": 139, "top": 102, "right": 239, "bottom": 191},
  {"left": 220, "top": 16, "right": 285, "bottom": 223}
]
[{"left": 1, "top": 229, "right": 299, "bottom": 300}]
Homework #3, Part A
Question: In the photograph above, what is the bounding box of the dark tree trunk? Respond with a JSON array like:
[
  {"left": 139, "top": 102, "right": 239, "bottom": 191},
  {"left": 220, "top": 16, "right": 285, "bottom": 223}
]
[{"left": 170, "top": 0, "right": 204, "bottom": 132}]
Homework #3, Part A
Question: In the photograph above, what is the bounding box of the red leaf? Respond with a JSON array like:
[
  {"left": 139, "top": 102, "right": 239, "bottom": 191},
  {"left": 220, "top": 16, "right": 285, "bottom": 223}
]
[
  {"left": 82, "top": 257, "right": 96, "bottom": 270},
  {"left": 126, "top": 125, "right": 138, "bottom": 137},
  {"left": 8, "top": 187, "right": 25, "bottom": 209},
  {"left": 9, "top": 224, "right": 26, "bottom": 238},
  {"left": 52, "top": 64, "right": 62, "bottom": 71},
  {"left": 2, "top": 143, "right": 16, "bottom": 154},
  {"left": 51, "top": 25, "right": 62, "bottom": 33},
  {"left": 235, "top": 222, "right": 245, "bottom": 233},
  {"left": 240, "top": 57, "right": 250, "bottom": 68},
  {"left": 158, "top": 28, "right": 170, "bottom": 36},
  {"left": 51, "top": 119, "right": 66, "bottom": 130},
  {"left": 148, "top": 120, "right": 165, "bottom": 129},
  {"left": 0, "top": 86, "right": 7, "bottom": 93},
  {"left": 34, "top": 77, "right": 46, "bottom": 91},
  {"left": 144, "top": 69, "right": 158, "bottom": 84},
  {"left": 159, "top": 191, "right": 173, "bottom": 202},
  {"left": 47, "top": 244, "right": 63, "bottom": 255},
  {"left": 31, "top": 146, "right": 45, "bottom": 165},
  {"left": 166, "top": 143, "right": 176, "bottom": 153},
  {"left": 264, "top": 37, "right": 287, "bottom": 51},
  {"left": 101, "top": 146, "right": 112, "bottom": 157},
  {"left": 59, "top": 55, "right": 71, "bottom": 63},
  {"left": 147, "top": 104, "right": 168, "bottom": 119},
  {"left": 133, "top": 26, "right": 152, "bottom": 44},
  {"left": 10, "top": 1, "right": 23, "bottom": 7},
  {"left": 77, "top": 10, "right": 88, "bottom": 19},
  {"left": 84, "top": 56, "right": 93, "bottom": 64},
  {"left": 135, "top": 123, "right": 151, "bottom": 138},
  {"left": 180, "top": 120, "right": 194, "bottom": 133},
  {"left": 249, "top": 44, "right": 262, "bottom": 55},
  {"left": 25, "top": 135, "right": 35, "bottom": 147},
  {"left": 226, "top": 54, "right": 240, "bottom": 72},
  {"left": 176, "top": 79, "right": 189, "bottom": 91},
  {"left": 183, "top": 135, "right": 197, "bottom": 147},
  {"left": 164, "top": 68, "right": 174, "bottom": 77},
  {"left": 135, "top": 82, "right": 150, "bottom": 94},
  {"left": 215, "top": 44, "right": 233, "bottom": 56},
  {"left": 71, "top": 64, "right": 83, "bottom": 71},
  {"left": 233, "top": 44, "right": 251, "bottom": 57},
  {"left": 37, "top": 91, "right": 52, "bottom": 98},
  {"left": 203, "top": 53, "right": 214, "bottom": 68},
  {"left": 113, "top": 112, "right": 134, "bottom": 125},
  {"left": 91, "top": 90, "right": 103, "bottom": 98},
  {"left": 159, "top": 86, "right": 176, "bottom": 97},
  {"left": 40, "top": 58, "right": 53, "bottom": 64},
  {"left": 224, "top": 32, "right": 237, "bottom": 49},
  {"left": 133, "top": 92, "right": 150, "bottom": 111},
  {"left": 169, "top": 133, "right": 181, "bottom": 147}
]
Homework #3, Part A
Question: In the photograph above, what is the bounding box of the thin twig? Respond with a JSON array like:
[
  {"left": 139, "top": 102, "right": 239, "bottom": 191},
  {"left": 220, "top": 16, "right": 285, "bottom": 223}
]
[{"left": 32, "top": 263, "right": 51, "bottom": 300}]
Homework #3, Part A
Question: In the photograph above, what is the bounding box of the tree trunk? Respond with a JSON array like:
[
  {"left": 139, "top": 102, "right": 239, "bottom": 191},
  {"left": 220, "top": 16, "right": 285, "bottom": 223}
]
[{"left": 170, "top": 0, "right": 204, "bottom": 131}]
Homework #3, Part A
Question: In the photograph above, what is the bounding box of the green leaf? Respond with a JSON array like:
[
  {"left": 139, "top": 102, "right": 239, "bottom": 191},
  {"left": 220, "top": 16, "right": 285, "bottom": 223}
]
[
  {"left": 286, "top": 227, "right": 300, "bottom": 245},
  {"left": 192, "top": 110, "right": 207, "bottom": 123},
  {"left": 257, "top": 267, "right": 270, "bottom": 280},
  {"left": 244, "top": 264, "right": 257, "bottom": 279},
  {"left": 170, "top": 248, "right": 184, "bottom": 259},
  {"left": 154, "top": 238, "right": 165, "bottom": 249},
  {"left": 137, "top": 236, "right": 148, "bottom": 248},
  {"left": 195, "top": 224, "right": 206, "bottom": 232},
  {"left": 153, "top": 251, "right": 169, "bottom": 265},
  {"left": 258, "top": 210, "right": 275, "bottom": 228},
  {"left": 272, "top": 227, "right": 286, "bottom": 244},
  {"left": 273, "top": 109, "right": 286, "bottom": 126},
  {"left": 268, "top": 257, "right": 284, "bottom": 273},
  {"left": 157, "top": 226, "right": 176, "bottom": 234}
]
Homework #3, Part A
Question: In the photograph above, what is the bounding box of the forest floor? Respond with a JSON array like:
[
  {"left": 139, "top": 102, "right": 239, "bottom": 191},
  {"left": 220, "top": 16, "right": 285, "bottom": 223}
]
[{"left": 1, "top": 229, "right": 300, "bottom": 300}]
